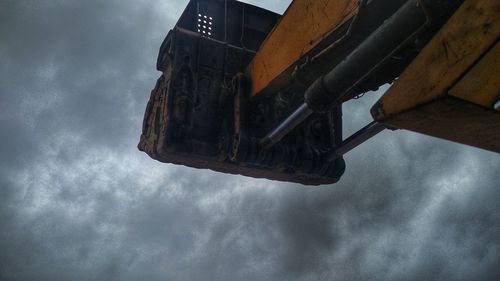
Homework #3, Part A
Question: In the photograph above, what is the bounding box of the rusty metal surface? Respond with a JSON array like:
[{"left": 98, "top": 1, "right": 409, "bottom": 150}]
[
  {"left": 372, "top": 0, "right": 500, "bottom": 153},
  {"left": 139, "top": 1, "right": 346, "bottom": 185},
  {"left": 138, "top": 69, "right": 345, "bottom": 185}
]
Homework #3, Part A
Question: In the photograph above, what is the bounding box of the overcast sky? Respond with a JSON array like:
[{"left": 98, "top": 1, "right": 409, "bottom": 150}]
[{"left": 1, "top": 0, "right": 499, "bottom": 280}]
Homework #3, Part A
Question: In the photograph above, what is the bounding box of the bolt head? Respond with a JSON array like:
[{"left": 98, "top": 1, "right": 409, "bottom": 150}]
[{"left": 494, "top": 100, "right": 500, "bottom": 111}]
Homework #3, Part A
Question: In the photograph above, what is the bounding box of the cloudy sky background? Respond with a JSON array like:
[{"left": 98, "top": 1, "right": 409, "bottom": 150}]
[{"left": 1, "top": 0, "right": 499, "bottom": 280}]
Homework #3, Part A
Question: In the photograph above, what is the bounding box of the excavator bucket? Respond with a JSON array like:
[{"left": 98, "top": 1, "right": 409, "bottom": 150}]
[
  {"left": 138, "top": 0, "right": 346, "bottom": 185},
  {"left": 138, "top": 0, "right": 467, "bottom": 185}
]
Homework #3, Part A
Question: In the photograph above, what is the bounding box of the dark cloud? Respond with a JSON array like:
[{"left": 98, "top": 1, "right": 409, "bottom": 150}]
[{"left": 1, "top": 0, "right": 499, "bottom": 281}]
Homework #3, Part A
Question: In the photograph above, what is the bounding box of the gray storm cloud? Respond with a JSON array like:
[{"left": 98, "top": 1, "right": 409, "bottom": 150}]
[{"left": 1, "top": 0, "right": 499, "bottom": 280}]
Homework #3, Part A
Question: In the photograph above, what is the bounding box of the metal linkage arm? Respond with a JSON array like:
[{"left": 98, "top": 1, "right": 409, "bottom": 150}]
[{"left": 328, "top": 121, "right": 386, "bottom": 159}]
